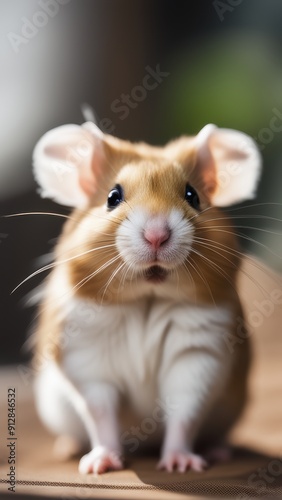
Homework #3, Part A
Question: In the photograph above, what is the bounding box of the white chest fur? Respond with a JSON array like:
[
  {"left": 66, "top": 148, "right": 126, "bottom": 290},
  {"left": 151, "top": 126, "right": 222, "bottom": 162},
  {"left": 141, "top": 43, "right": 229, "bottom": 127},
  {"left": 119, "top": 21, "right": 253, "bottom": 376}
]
[{"left": 61, "top": 297, "right": 233, "bottom": 414}]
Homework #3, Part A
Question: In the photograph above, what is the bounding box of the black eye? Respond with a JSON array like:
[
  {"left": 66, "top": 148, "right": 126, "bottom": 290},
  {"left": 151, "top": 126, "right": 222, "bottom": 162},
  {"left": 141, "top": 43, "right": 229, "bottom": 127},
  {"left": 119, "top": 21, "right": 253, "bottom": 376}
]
[
  {"left": 185, "top": 184, "right": 200, "bottom": 210},
  {"left": 107, "top": 184, "right": 124, "bottom": 210}
]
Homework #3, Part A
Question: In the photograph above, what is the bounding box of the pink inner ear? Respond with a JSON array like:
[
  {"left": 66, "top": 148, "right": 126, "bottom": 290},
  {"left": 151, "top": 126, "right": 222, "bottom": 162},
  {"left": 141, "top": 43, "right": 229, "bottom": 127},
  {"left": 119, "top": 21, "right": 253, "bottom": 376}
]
[
  {"left": 78, "top": 135, "right": 108, "bottom": 198},
  {"left": 79, "top": 159, "right": 104, "bottom": 197},
  {"left": 44, "top": 140, "right": 98, "bottom": 197},
  {"left": 44, "top": 145, "right": 66, "bottom": 158},
  {"left": 79, "top": 172, "right": 97, "bottom": 197},
  {"left": 190, "top": 146, "right": 218, "bottom": 201}
]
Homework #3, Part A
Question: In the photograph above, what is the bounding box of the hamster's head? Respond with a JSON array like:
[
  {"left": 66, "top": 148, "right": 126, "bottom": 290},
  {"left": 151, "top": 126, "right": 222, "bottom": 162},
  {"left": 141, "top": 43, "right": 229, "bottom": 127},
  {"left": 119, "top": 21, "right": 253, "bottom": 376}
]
[{"left": 33, "top": 122, "right": 262, "bottom": 304}]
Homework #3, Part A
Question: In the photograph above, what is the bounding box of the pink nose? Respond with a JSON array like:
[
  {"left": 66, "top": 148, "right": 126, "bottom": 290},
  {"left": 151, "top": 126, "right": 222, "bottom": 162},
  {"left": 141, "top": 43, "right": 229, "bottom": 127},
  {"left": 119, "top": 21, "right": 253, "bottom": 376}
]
[{"left": 144, "top": 227, "right": 171, "bottom": 250}]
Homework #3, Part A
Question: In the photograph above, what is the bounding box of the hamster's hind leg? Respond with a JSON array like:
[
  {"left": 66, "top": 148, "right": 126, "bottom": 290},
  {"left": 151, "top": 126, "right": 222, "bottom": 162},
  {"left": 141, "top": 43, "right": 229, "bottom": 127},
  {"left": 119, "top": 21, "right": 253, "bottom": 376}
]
[
  {"left": 34, "top": 363, "right": 89, "bottom": 459},
  {"left": 35, "top": 364, "right": 123, "bottom": 473}
]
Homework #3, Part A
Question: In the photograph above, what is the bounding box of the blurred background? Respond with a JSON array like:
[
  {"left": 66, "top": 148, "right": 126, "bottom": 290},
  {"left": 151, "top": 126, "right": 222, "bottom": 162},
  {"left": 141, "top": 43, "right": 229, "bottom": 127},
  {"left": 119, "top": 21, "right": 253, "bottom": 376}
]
[{"left": 0, "top": 0, "right": 281, "bottom": 364}]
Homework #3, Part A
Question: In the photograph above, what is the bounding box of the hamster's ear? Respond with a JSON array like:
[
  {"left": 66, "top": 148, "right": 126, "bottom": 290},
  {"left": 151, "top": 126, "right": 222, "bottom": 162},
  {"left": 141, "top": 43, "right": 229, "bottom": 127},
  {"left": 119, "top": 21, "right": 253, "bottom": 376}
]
[
  {"left": 192, "top": 124, "right": 262, "bottom": 206},
  {"left": 33, "top": 122, "right": 117, "bottom": 207}
]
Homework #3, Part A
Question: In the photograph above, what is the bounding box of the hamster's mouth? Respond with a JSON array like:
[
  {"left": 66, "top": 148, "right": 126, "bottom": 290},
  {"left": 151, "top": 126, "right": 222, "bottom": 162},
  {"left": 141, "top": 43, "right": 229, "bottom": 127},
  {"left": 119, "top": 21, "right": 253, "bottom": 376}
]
[{"left": 144, "top": 265, "right": 168, "bottom": 284}]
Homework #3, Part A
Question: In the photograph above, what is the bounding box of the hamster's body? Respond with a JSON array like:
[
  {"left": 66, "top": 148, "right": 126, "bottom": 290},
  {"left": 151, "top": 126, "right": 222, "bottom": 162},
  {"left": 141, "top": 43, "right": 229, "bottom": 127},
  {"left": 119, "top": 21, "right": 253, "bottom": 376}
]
[{"left": 32, "top": 122, "right": 260, "bottom": 473}]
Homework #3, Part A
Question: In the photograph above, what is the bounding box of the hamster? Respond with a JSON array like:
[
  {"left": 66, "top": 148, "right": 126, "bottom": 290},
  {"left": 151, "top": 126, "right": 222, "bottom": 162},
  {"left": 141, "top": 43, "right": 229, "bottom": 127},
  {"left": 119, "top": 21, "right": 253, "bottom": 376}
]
[{"left": 32, "top": 121, "right": 262, "bottom": 474}]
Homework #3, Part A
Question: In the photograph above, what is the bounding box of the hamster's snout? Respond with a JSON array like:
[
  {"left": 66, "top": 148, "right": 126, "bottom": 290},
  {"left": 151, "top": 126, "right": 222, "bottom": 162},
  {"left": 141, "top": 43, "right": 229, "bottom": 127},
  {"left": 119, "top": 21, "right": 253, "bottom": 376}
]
[
  {"left": 143, "top": 216, "right": 171, "bottom": 251},
  {"left": 116, "top": 207, "right": 195, "bottom": 278}
]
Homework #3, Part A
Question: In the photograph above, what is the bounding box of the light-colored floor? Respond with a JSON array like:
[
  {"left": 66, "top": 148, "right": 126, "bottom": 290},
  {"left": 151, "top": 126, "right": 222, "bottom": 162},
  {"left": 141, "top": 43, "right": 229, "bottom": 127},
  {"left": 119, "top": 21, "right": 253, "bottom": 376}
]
[{"left": 0, "top": 257, "right": 282, "bottom": 499}]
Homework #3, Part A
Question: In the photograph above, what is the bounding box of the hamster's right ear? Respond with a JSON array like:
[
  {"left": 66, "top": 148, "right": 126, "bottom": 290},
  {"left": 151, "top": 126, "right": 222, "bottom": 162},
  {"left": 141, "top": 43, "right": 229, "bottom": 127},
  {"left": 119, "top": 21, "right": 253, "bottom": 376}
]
[{"left": 33, "top": 122, "right": 120, "bottom": 207}]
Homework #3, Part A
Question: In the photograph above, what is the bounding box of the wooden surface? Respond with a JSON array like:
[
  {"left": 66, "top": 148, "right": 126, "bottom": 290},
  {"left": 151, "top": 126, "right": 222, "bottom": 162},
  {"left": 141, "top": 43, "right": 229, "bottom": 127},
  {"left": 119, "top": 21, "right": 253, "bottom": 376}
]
[{"left": 0, "top": 258, "right": 282, "bottom": 499}]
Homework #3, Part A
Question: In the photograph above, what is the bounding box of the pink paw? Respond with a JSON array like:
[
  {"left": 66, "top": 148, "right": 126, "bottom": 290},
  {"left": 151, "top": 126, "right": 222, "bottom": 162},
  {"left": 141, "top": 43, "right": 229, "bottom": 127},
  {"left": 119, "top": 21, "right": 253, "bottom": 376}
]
[
  {"left": 157, "top": 450, "right": 208, "bottom": 473},
  {"left": 78, "top": 446, "right": 123, "bottom": 474}
]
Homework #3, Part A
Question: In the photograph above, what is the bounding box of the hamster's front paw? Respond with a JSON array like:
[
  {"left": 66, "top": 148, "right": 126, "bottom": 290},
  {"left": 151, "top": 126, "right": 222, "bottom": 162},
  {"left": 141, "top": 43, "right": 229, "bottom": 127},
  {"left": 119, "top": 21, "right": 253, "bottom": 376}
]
[
  {"left": 157, "top": 450, "right": 208, "bottom": 473},
  {"left": 79, "top": 446, "right": 123, "bottom": 474}
]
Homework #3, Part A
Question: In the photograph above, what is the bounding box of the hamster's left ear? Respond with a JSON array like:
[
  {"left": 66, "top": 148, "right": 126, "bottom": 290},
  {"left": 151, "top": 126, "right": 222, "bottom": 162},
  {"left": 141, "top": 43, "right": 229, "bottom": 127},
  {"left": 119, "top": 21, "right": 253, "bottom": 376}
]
[
  {"left": 192, "top": 124, "right": 262, "bottom": 206},
  {"left": 33, "top": 122, "right": 129, "bottom": 207}
]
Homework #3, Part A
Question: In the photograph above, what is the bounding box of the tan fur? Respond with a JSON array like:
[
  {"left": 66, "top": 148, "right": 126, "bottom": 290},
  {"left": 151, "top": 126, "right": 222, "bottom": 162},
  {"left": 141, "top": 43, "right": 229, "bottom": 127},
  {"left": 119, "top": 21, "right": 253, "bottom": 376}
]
[
  {"left": 35, "top": 137, "right": 243, "bottom": 376},
  {"left": 31, "top": 123, "right": 264, "bottom": 473}
]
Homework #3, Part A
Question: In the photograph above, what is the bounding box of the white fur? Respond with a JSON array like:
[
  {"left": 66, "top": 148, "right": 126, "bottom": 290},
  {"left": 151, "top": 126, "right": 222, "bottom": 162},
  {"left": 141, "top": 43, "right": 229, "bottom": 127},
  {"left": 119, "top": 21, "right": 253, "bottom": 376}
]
[
  {"left": 35, "top": 294, "right": 234, "bottom": 460},
  {"left": 61, "top": 297, "right": 233, "bottom": 409}
]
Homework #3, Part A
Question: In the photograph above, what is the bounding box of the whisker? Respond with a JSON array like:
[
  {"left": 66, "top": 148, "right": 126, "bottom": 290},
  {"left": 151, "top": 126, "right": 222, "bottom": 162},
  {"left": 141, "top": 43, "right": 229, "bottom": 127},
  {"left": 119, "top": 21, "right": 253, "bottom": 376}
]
[
  {"left": 174, "top": 267, "right": 180, "bottom": 293},
  {"left": 193, "top": 238, "right": 239, "bottom": 269},
  {"left": 3, "top": 209, "right": 125, "bottom": 228},
  {"left": 200, "top": 228, "right": 281, "bottom": 259},
  {"left": 182, "top": 263, "right": 197, "bottom": 302},
  {"left": 189, "top": 201, "right": 282, "bottom": 227},
  {"left": 193, "top": 235, "right": 281, "bottom": 278},
  {"left": 197, "top": 216, "right": 282, "bottom": 226},
  {"left": 197, "top": 223, "right": 282, "bottom": 237},
  {"left": 193, "top": 238, "right": 276, "bottom": 297},
  {"left": 225, "top": 202, "right": 282, "bottom": 212},
  {"left": 187, "top": 257, "right": 217, "bottom": 306},
  {"left": 189, "top": 205, "right": 213, "bottom": 223},
  {"left": 75, "top": 207, "right": 124, "bottom": 226},
  {"left": 68, "top": 255, "right": 121, "bottom": 298},
  {"left": 194, "top": 236, "right": 246, "bottom": 259},
  {"left": 37, "top": 252, "right": 117, "bottom": 318},
  {"left": 123, "top": 199, "right": 135, "bottom": 214},
  {"left": 11, "top": 244, "right": 117, "bottom": 294},
  {"left": 120, "top": 262, "right": 133, "bottom": 293},
  {"left": 189, "top": 247, "right": 239, "bottom": 299},
  {"left": 3, "top": 211, "right": 73, "bottom": 221},
  {"left": 100, "top": 262, "right": 126, "bottom": 304}
]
